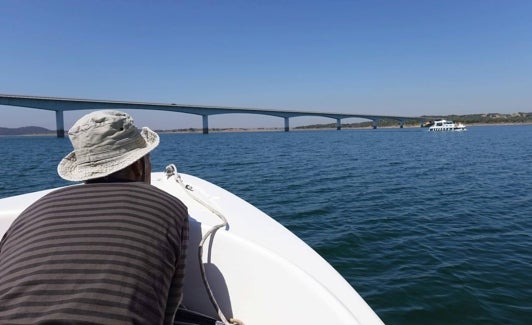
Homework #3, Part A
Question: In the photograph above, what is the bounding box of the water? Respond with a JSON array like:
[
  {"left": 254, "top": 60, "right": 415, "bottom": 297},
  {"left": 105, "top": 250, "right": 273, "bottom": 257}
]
[{"left": 1, "top": 126, "right": 531, "bottom": 324}]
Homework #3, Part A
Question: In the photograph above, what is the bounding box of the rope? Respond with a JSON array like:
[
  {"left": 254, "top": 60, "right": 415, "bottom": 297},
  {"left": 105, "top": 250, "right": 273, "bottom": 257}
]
[{"left": 165, "top": 165, "right": 244, "bottom": 325}]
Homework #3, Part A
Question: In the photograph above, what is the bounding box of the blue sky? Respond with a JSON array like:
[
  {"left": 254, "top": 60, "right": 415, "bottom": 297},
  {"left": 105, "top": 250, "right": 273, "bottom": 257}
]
[{"left": 1, "top": 0, "right": 532, "bottom": 129}]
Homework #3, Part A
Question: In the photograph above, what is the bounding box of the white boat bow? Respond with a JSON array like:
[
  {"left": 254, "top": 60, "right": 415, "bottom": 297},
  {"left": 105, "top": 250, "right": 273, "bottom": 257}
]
[{"left": 0, "top": 167, "right": 383, "bottom": 325}]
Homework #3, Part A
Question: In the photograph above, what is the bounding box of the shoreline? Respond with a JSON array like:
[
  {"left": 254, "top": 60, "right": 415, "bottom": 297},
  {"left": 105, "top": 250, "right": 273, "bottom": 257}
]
[
  {"left": 156, "top": 122, "right": 532, "bottom": 134},
  {"left": 1, "top": 122, "right": 531, "bottom": 136}
]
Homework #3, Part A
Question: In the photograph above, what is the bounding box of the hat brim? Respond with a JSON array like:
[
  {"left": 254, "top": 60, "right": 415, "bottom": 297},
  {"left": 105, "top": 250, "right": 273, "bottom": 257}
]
[{"left": 57, "top": 127, "right": 159, "bottom": 182}]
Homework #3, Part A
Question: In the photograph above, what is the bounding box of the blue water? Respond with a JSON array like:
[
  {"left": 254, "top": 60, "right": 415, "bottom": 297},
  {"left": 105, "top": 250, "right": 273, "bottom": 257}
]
[{"left": 1, "top": 126, "right": 531, "bottom": 324}]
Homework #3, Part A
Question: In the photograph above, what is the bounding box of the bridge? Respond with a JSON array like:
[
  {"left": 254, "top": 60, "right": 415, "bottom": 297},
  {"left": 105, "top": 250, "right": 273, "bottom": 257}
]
[{"left": 0, "top": 94, "right": 426, "bottom": 137}]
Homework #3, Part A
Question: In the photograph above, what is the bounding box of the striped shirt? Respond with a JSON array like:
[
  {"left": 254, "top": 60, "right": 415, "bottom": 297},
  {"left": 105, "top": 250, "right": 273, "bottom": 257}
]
[{"left": 0, "top": 182, "right": 189, "bottom": 325}]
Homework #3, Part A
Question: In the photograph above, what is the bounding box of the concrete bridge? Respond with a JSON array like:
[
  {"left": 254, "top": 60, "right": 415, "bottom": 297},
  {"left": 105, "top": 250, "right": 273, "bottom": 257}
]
[{"left": 0, "top": 94, "right": 425, "bottom": 137}]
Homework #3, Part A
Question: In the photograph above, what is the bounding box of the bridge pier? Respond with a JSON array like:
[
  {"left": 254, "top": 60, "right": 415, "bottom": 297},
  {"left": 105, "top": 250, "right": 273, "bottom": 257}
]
[
  {"left": 372, "top": 120, "right": 378, "bottom": 129},
  {"left": 336, "top": 119, "right": 341, "bottom": 130},
  {"left": 400, "top": 120, "right": 404, "bottom": 128},
  {"left": 202, "top": 115, "right": 209, "bottom": 134},
  {"left": 284, "top": 117, "right": 289, "bottom": 132},
  {"left": 55, "top": 110, "right": 65, "bottom": 138}
]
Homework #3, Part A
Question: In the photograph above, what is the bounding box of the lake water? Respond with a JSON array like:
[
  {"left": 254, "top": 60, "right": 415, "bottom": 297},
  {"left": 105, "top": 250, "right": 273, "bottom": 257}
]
[{"left": 1, "top": 125, "right": 531, "bottom": 324}]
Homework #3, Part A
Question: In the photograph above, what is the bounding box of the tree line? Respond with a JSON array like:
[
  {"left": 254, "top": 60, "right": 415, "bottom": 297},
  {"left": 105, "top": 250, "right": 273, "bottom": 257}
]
[{"left": 296, "top": 112, "right": 532, "bottom": 129}]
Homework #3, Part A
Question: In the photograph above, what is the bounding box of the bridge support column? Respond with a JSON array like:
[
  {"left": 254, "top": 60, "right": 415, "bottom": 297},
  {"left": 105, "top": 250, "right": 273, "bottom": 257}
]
[
  {"left": 202, "top": 115, "right": 209, "bottom": 134},
  {"left": 284, "top": 117, "right": 289, "bottom": 132},
  {"left": 400, "top": 120, "right": 404, "bottom": 128},
  {"left": 372, "top": 120, "right": 378, "bottom": 129},
  {"left": 336, "top": 119, "right": 341, "bottom": 130},
  {"left": 55, "top": 110, "right": 65, "bottom": 138}
]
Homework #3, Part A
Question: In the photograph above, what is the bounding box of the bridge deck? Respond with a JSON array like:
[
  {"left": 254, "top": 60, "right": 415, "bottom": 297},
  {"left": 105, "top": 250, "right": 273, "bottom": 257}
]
[{"left": 1, "top": 94, "right": 426, "bottom": 135}]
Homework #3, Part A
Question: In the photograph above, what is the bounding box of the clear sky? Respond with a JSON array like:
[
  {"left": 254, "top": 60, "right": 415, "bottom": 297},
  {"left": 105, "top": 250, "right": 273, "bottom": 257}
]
[{"left": 1, "top": 0, "right": 532, "bottom": 129}]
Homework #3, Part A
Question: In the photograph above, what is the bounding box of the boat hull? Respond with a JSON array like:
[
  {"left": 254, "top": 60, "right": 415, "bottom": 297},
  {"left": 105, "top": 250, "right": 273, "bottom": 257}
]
[{"left": 0, "top": 171, "right": 383, "bottom": 325}]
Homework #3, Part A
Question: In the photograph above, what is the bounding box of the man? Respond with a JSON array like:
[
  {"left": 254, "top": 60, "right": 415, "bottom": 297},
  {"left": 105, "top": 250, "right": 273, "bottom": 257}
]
[{"left": 0, "top": 110, "right": 189, "bottom": 324}]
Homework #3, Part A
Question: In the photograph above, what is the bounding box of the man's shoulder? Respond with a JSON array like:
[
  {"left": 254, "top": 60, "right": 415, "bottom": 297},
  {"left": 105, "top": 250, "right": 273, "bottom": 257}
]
[
  {"left": 48, "top": 182, "right": 181, "bottom": 203},
  {"left": 123, "top": 183, "right": 188, "bottom": 211},
  {"left": 128, "top": 183, "right": 189, "bottom": 216},
  {"left": 42, "top": 182, "right": 188, "bottom": 213}
]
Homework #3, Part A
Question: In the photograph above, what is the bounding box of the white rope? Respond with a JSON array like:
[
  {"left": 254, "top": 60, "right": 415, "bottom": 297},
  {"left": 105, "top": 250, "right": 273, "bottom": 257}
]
[{"left": 165, "top": 165, "right": 244, "bottom": 325}]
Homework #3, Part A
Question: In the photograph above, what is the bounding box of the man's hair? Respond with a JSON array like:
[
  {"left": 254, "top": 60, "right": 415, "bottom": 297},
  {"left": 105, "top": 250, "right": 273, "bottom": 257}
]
[{"left": 84, "top": 161, "right": 137, "bottom": 184}]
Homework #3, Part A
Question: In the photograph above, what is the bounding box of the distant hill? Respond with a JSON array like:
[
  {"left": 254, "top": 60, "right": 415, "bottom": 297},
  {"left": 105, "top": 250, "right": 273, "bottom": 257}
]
[{"left": 0, "top": 126, "right": 54, "bottom": 135}]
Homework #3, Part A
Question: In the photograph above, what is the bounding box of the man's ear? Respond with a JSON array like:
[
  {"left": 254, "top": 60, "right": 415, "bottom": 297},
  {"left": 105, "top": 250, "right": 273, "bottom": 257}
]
[{"left": 130, "top": 159, "right": 144, "bottom": 180}]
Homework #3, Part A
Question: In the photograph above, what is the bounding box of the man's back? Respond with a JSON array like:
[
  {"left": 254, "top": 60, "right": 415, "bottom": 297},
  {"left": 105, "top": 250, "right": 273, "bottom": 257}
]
[{"left": 0, "top": 182, "right": 188, "bottom": 325}]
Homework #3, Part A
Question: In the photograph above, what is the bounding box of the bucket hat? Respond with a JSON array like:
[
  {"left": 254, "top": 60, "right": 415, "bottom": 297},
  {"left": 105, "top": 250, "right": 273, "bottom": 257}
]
[{"left": 58, "top": 110, "right": 159, "bottom": 182}]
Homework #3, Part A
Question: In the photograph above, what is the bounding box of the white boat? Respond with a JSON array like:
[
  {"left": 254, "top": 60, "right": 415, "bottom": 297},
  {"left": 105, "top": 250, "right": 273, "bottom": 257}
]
[
  {"left": 0, "top": 165, "right": 383, "bottom": 325},
  {"left": 428, "top": 119, "right": 467, "bottom": 131}
]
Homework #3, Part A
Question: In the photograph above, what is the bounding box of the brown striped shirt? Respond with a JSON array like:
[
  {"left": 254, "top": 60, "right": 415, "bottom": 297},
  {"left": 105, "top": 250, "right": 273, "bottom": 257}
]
[{"left": 0, "top": 182, "right": 189, "bottom": 325}]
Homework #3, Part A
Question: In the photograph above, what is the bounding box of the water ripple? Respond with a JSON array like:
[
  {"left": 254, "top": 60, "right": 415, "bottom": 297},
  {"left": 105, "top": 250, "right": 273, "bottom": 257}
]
[{"left": 2, "top": 126, "right": 531, "bottom": 324}]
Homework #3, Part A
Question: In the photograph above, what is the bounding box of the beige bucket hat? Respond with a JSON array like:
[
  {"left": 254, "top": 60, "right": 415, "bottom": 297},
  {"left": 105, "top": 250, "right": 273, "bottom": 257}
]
[{"left": 58, "top": 110, "right": 159, "bottom": 182}]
